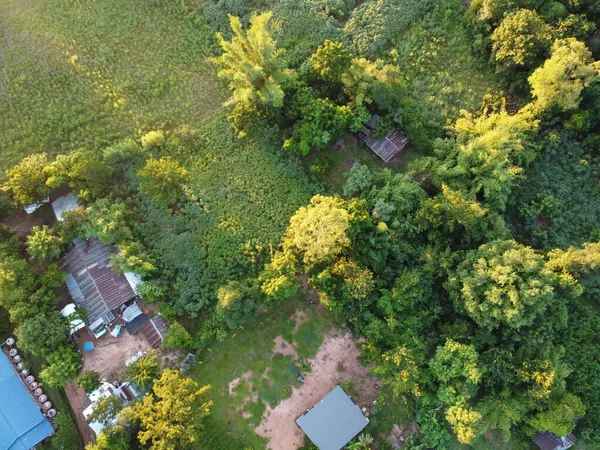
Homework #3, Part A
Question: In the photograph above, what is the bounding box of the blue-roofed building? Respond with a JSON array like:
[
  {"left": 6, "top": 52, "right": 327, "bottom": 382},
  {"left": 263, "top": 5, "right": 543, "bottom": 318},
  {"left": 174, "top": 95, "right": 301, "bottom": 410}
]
[
  {"left": 0, "top": 351, "right": 54, "bottom": 450},
  {"left": 296, "top": 385, "right": 369, "bottom": 450}
]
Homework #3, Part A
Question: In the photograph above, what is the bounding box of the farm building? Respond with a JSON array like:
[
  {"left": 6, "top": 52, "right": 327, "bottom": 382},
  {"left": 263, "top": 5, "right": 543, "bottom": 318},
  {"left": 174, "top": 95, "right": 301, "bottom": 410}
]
[
  {"left": 359, "top": 115, "right": 409, "bottom": 163},
  {"left": 59, "top": 238, "right": 140, "bottom": 338},
  {"left": 0, "top": 350, "right": 54, "bottom": 450},
  {"left": 532, "top": 431, "right": 577, "bottom": 450},
  {"left": 296, "top": 385, "right": 368, "bottom": 450}
]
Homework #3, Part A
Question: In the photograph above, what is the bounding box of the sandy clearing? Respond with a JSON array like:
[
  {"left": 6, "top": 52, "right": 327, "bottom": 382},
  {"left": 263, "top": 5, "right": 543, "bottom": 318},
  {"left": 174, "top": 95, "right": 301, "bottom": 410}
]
[{"left": 255, "top": 328, "right": 379, "bottom": 450}]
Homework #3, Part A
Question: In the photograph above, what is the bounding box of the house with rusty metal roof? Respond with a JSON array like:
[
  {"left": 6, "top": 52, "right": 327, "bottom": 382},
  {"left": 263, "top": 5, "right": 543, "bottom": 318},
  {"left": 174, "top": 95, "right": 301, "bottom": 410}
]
[{"left": 59, "top": 238, "right": 138, "bottom": 338}]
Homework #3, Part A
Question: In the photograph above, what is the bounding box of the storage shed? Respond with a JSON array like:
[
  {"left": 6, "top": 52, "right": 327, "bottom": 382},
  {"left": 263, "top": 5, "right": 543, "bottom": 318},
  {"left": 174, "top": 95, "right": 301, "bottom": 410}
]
[
  {"left": 296, "top": 385, "right": 368, "bottom": 450},
  {"left": 359, "top": 115, "right": 409, "bottom": 163}
]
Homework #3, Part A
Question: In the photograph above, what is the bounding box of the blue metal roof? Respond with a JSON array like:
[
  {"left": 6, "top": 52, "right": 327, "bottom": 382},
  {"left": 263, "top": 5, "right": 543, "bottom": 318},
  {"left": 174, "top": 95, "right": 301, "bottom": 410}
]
[
  {"left": 296, "top": 385, "right": 369, "bottom": 450},
  {"left": 0, "top": 351, "right": 54, "bottom": 450}
]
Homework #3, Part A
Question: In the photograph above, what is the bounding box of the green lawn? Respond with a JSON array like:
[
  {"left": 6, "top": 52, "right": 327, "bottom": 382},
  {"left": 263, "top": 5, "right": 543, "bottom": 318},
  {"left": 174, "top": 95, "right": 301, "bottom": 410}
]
[
  {"left": 0, "top": 0, "right": 224, "bottom": 172},
  {"left": 189, "top": 298, "right": 335, "bottom": 449}
]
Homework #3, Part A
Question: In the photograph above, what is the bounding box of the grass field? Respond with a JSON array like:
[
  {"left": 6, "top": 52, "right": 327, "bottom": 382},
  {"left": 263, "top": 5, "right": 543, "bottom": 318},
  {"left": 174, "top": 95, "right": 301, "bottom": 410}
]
[{"left": 0, "top": 0, "right": 224, "bottom": 172}]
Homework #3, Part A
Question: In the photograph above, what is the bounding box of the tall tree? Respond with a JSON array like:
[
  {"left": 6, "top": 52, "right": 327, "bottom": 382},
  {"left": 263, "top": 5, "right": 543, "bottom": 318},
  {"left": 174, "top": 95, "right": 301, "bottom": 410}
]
[
  {"left": 120, "top": 370, "right": 212, "bottom": 450},
  {"left": 3, "top": 153, "right": 51, "bottom": 205},
  {"left": 448, "top": 240, "right": 557, "bottom": 330},
  {"left": 138, "top": 157, "right": 190, "bottom": 206},
  {"left": 40, "top": 345, "right": 82, "bottom": 387},
  {"left": 26, "top": 225, "right": 63, "bottom": 261},
  {"left": 212, "top": 13, "right": 288, "bottom": 112},
  {"left": 529, "top": 38, "right": 600, "bottom": 111},
  {"left": 16, "top": 311, "right": 69, "bottom": 357},
  {"left": 283, "top": 195, "right": 351, "bottom": 266},
  {"left": 310, "top": 40, "right": 352, "bottom": 83},
  {"left": 491, "top": 9, "right": 552, "bottom": 68}
]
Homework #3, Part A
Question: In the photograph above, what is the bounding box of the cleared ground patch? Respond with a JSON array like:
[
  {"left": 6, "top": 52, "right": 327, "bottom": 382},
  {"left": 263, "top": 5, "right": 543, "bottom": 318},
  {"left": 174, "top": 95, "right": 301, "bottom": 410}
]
[{"left": 256, "top": 329, "right": 379, "bottom": 450}]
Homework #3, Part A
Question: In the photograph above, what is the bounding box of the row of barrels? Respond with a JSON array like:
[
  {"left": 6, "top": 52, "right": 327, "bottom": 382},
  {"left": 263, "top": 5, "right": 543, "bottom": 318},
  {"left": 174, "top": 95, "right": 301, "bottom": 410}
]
[{"left": 6, "top": 338, "right": 57, "bottom": 418}]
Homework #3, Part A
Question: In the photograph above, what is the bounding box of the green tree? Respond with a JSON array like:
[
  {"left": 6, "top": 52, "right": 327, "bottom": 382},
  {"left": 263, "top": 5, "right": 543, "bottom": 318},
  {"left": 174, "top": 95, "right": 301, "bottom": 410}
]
[
  {"left": 88, "top": 396, "right": 122, "bottom": 425},
  {"left": 3, "top": 153, "right": 51, "bottom": 205},
  {"left": 529, "top": 38, "right": 600, "bottom": 111},
  {"left": 477, "top": 391, "right": 528, "bottom": 442},
  {"left": 40, "top": 345, "right": 82, "bottom": 387},
  {"left": 16, "top": 311, "right": 69, "bottom": 357},
  {"left": 283, "top": 195, "right": 351, "bottom": 266},
  {"left": 26, "top": 225, "right": 63, "bottom": 261},
  {"left": 417, "top": 185, "right": 488, "bottom": 237},
  {"left": 449, "top": 240, "right": 558, "bottom": 330},
  {"left": 491, "top": 9, "right": 552, "bottom": 68},
  {"left": 216, "top": 279, "right": 260, "bottom": 328},
  {"left": 528, "top": 393, "right": 585, "bottom": 435},
  {"left": 162, "top": 322, "right": 195, "bottom": 350},
  {"left": 370, "top": 344, "right": 425, "bottom": 398},
  {"left": 81, "top": 198, "right": 133, "bottom": 245},
  {"left": 77, "top": 370, "right": 102, "bottom": 393},
  {"left": 124, "top": 349, "right": 161, "bottom": 387},
  {"left": 111, "top": 241, "right": 156, "bottom": 276},
  {"left": 310, "top": 40, "right": 352, "bottom": 82},
  {"left": 119, "top": 370, "right": 212, "bottom": 450},
  {"left": 0, "top": 255, "right": 36, "bottom": 310},
  {"left": 212, "top": 13, "right": 287, "bottom": 111},
  {"left": 138, "top": 157, "right": 190, "bottom": 206},
  {"left": 45, "top": 150, "right": 113, "bottom": 201},
  {"left": 430, "top": 339, "right": 481, "bottom": 406}
]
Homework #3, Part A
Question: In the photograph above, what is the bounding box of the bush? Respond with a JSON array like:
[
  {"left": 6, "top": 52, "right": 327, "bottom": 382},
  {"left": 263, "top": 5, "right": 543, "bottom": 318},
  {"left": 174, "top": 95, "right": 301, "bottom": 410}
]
[
  {"left": 141, "top": 130, "right": 165, "bottom": 149},
  {"left": 77, "top": 370, "right": 101, "bottom": 393},
  {"left": 162, "top": 322, "right": 195, "bottom": 350}
]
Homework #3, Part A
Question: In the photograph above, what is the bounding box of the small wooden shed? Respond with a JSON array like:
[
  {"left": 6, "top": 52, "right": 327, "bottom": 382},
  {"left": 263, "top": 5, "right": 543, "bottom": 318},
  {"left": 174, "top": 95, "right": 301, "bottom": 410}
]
[{"left": 359, "top": 114, "right": 409, "bottom": 163}]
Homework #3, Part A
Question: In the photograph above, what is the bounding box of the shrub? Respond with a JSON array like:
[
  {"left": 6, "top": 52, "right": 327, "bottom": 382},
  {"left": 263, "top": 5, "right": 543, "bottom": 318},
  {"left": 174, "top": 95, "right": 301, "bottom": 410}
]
[
  {"left": 77, "top": 370, "right": 101, "bottom": 393},
  {"left": 141, "top": 130, "right": 165, "bottom": 149}
]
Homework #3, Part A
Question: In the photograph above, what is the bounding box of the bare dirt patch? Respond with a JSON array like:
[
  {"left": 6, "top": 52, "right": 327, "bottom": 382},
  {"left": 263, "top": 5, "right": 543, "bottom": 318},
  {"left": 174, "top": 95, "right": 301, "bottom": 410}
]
[
  {"left": 297, "top": 275, "right": 320, "bottom": 305},
  {"left": 290, "top": 310, "right": 309, "bottom": 333},
  {"left": 229, "top": 370, "right": 253, "bottom": 396},
  {"left": 75, "top": 328, "right": 149, "bottom": 381},
  {"left": 2, "top": 203, "right": 55, "bottom": 238},
  {"left": 255, "top": 328, "right": 379, "bottom": 450},
  {"left": 387, "top": 422, "right": 420, "bottom": 449},
  {"left": 273, "top": 335, "right": 299, "bottom": 360}
]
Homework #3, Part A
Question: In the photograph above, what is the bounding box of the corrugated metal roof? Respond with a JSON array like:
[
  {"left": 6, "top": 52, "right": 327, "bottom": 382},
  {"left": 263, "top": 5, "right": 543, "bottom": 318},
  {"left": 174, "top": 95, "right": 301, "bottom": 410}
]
[
  {"left": 0, "top": 351, "right": 54, "bottom": 450},
  {"left": 296, "top": 385, "right": 368, "bottom": 450},
  {"left": 51, "top": 193, "right": 79, "bottom": 221},
  {"left": 140, "top": 315, "right": 169, "bottom": 348},
  {"left": 532, "top": 431, "right": 577, "bottom": 450},
  {"left": 59, "top": 239, "right": 136, "bottom": 325},
  {"left": 359, "top": 116, "right": 409, "bottom": 163}
]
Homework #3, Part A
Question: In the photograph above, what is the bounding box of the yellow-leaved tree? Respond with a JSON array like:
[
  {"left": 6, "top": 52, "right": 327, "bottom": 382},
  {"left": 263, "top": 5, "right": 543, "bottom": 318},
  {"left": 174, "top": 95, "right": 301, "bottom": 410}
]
[{"left": 120, "top": 370, "right": 212, "bottom": 450}]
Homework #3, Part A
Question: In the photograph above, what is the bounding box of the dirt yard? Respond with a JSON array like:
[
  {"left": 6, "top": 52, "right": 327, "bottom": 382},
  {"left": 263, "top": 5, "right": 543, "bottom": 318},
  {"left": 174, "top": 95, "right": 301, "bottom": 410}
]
[
  {"left": 254, "top": 328, "right": 379, "bottom": 450},
  {"left": 2, "top": 203, "right": 55, "bottom": 238},
  {"left": 75, "top": 328, "right": 149, "bottom": 381}
]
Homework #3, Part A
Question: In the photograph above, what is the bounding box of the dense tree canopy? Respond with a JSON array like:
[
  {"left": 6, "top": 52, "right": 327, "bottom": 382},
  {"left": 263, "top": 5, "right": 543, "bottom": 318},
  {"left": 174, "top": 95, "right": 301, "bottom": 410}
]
[{"left": 120, "top": 370, "right": 212, "bottom": 450}]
